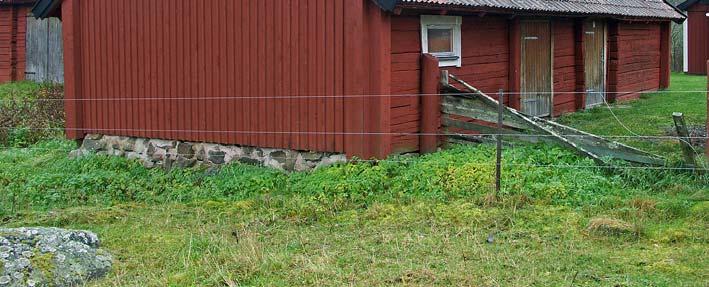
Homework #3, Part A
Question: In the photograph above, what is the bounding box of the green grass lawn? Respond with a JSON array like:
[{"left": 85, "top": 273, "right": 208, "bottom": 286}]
[
  {"left": 1, "top": 141, "right": 707, "bottom": 286},
  {"left": 558, "top": 72, "right": 707, "bottom": 159},
  {"left": 0, "top": 75, "right": 708, "bottom": 286}
]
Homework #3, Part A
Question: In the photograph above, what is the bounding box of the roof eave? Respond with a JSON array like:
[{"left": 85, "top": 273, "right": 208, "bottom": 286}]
[
  {"left": 0, "top": 0, "right": 37, "bottom": 7},
  {"left": 393, "top": 2, "right": 686, "bottom": 23},
  {"left": 31, "top": 0, "right": 61, "bottom": 19}
]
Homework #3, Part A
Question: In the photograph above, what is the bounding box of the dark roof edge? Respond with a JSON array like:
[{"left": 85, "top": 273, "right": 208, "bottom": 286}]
[
  {"left": 0, "top": 0, "right": 36, "bottom": 7},
  {"left": 380, "top": 0, "right": 685, "bottom": 22},
  {"left": 372, "top": 0, "right": 398, "bottom": 11},
  {"left": 678, "top": 0, "right": 709, "bottom": 10},
  {"left": 665, "top": 0, "right": 689, "bottom": 21},
  {"left": 31, "top": 0, "right": 60, "bottom": 19}
]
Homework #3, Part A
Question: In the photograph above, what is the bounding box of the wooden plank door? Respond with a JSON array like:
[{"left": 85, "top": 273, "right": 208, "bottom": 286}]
[
  {"left": 584, "top": 20, "right": 606, "bottom": 108},
  {"left": 521, "top": 20, "right": 552, "bottom": 117}
]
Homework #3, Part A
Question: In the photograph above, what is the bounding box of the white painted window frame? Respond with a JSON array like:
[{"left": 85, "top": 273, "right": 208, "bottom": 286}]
[{"left": 420, "top": 15, "right": 462, "bottom": 67}]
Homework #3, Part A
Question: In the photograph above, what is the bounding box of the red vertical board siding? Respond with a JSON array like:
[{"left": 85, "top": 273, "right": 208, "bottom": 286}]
[
  {"left": 62, "top": 0, "right": 83, "bottom": 139},
  {"left": 508, "top": 18, "right": 522, "bottom": 110},
  {"left": 15, "top": 7, "right": 27, "bottom": 81},
  {"left": 367, "top": 3, "right": 392, "bottom": 158},
  {"left": 325, "top": 1, "right": 335, "bottom": 151},
  {"left": 687, "top": 4, "right": 709, "bottom": 75},
  {"left": 317, "top": 0, "right": 327, "bottom": 152},
  {"left": 573, "top": 19, "right": 586, "bottom": 110},
  {"left": 0, "top": 5, "right": 29, "bottom": 83},
  {"left": 0, "top": 7, "right": 11, "bottom": 82},
  {"left": 334, "top": 0, "right": 345, "bottom": 152},
  {"left": 420, "top": 54, "right": 440, "bottom": 154},
  {"left": 553, "top": 20, "right": 577, "bottom": 116},
  {"left": 608, "top": 21, "right": 663, "bottom": 101},
  {"left": 94, "top": 2, "right": 104, "bottom": 135},
  {"left": 344, "top": 0, "right": 365, "bottom": 157},
  {"left": 63, "top": 0, "right": 390, "bottom": 159},
  {"left": 659, "top": 21, "right": 671, "bottom": 89},
  {"left": 84, "top": 0, "right": 95, "bottom": 134},
  {"left": 606, "top": 21, "right": 619, "bottom": 102}
]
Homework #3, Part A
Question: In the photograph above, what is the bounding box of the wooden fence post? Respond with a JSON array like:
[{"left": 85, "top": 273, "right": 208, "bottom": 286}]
[
  {"left": 673, "top": 112, "right": 697, "bottom": 166},
  {"left": 420, "top": 54, "right": 441, "bottom": 154},
  {"left": 495, "top": 89, "right": 504, "bottom": 195}
]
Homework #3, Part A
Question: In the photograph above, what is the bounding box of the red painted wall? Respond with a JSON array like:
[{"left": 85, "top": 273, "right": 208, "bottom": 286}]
[
  {"left": 59, "top": 0, "right": 673, "bottom": 157},
  {"left": 390, "top": 15, "right": 510, "bottom": 153},
  {"left": 0, "top": 5, "right": 28, "bottom": 83},
  {"left": 608, "top": 21, "right": 664, "bottom": 101},
  {"left": 553, "top": 20, "right": 577, "bottom": 116},
  {"left": 61, "top": 0, "right": 392, "bottom": 159},
  {"left": 686, "top": 4, "right": 709, "bottom": 75},
  {"left": 390, "top": 16, "right": 669, "bottom": 153}
]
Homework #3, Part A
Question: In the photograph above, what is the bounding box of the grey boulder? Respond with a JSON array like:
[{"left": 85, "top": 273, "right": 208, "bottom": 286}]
[{"left": 0, "top": 227, "right": 112, "bottom": 287}]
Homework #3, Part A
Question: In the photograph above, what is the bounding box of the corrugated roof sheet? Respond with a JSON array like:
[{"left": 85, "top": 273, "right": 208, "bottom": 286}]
[{"left": 398, "top": 0, "right": 685, "bottom": 20}]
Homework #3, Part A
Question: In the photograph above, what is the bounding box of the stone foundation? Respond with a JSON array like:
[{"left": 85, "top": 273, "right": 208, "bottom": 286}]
[{"left": 70, "top": 134, "right": 347, "bottom": 172}]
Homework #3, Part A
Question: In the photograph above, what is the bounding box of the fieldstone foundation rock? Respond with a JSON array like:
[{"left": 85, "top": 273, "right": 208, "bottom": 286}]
[
  {"left": 70, "top": 134, "right": 347, "bottom": 172},
  {"left": 0, "top": 227, "right": 112, "bottom": 287}
]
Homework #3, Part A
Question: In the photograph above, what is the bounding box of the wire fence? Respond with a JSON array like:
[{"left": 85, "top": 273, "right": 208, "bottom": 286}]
[
  {"left": 1, "top": 89, "right": 707, "bottom": 174},
  {"left": 0, "top": 90, "right": 709, "bottom": 101}
]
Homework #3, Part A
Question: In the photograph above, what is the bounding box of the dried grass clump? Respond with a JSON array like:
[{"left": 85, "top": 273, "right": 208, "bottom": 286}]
[
  {"left": 586, "top": 217, "right": 638, "bottom": 237},
  {"left": 630, "top": 198, "right": 657, "bottom": 213}
]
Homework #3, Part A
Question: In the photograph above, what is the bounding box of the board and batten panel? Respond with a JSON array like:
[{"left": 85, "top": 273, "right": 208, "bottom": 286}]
[
  {"left": 0, "top": 7, "right": 14, "bottom": 82},
  {"left": 64, "top": 0, "right": 391, "bottom": 159},
  {"left": 686, "top": 4, "right": 709, "bottom": 75},
  {"left": 0, "top": 6, "right": 29, "bottom": 83},
  {"left": 25, "top": 16, "right": 64, "bottom": 83}
]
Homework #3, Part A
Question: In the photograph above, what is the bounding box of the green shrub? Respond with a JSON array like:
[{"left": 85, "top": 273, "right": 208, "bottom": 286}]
[{"left": 0, "top": 82, "right": 64, "bottom": 147}]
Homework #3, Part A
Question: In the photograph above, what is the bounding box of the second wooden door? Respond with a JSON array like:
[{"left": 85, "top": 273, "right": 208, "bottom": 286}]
[
  {"left": 584, "top": 20, "right": 606, "bottom": 108},
  {"left": 521, "top": 20, "right": 552, "bottom": 117}
]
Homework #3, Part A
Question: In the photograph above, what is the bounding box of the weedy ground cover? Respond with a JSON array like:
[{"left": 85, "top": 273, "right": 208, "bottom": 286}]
[{"left": 0, "top": 74, "right": 707, "bottom": 286}]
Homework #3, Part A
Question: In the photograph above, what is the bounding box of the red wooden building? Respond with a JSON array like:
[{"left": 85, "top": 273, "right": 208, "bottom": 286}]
[
  {"left": 0, "top": 0, "right": 34, "bottom": 83},
  {"left": 680, "top": 0, "right": 709, "bottom": 75},
  {"left": 34, "top": 0, "right": 684, "bottom": 159}
]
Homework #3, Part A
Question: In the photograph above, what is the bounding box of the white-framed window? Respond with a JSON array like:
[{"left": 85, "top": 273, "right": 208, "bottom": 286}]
[{"left": 421, "top": 15, "right": 462, "bottom": 67}]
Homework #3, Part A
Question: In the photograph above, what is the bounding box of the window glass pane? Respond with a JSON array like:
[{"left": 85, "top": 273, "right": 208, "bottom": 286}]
[{"left": 427, "top": 28, "right": 452, "bottom": 53}]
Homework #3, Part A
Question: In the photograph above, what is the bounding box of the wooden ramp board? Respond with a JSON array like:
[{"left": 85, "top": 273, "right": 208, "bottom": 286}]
[{"left": 442, "top": 74, "right": 666, "bottom": 166}]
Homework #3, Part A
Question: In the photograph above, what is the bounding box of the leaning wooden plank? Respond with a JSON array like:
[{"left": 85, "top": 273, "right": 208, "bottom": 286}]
[
  {"left": 441, "top": 116, "right": 554, "bottom": 144},
  {"left": 442, "top": 116, "right": 520, "bottom": 135},
  {"left": 537, "top": 118, "right": 666, "bottom": 165},
  {"left": 441, "top": 100, "right": 528, "bottom": 130},
  {"left": 446, "top": 75, "right": 607, "bottom": 166}
]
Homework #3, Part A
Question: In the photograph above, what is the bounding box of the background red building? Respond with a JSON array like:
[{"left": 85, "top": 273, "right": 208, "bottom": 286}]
[{"left": 680, "top": 0, "right": 709, "bottom": 75}]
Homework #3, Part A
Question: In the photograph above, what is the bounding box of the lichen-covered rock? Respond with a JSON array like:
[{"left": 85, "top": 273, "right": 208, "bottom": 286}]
[{"left": 0, "top": 228, "right": 112, "bottom": 287}]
